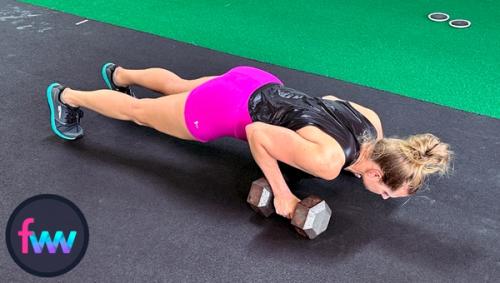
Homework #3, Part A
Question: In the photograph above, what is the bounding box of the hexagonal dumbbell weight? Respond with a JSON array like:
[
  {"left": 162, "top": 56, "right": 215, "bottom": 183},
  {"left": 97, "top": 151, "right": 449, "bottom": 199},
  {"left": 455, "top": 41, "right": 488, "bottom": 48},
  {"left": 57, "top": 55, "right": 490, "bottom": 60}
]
[
  {"left": 246, "top": 177, "right": 275, "bottom": 217},
  {"left": 291, "top": 195, "right": 332, "bottom": 240}
]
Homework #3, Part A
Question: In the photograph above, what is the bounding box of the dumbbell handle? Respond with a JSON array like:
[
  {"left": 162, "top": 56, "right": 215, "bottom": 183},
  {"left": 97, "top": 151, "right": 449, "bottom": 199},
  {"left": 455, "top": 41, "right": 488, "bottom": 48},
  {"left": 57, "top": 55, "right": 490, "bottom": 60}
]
[{"left": 248, "top": 177, "right": 298, "bottom": 217}]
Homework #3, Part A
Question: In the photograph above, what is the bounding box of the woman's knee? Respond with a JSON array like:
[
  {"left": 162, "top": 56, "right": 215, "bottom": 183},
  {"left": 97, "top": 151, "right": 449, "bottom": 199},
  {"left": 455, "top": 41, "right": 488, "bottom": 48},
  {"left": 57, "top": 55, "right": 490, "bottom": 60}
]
[{"left": 129, "top": 99, "right": 151, "bottom": 126}]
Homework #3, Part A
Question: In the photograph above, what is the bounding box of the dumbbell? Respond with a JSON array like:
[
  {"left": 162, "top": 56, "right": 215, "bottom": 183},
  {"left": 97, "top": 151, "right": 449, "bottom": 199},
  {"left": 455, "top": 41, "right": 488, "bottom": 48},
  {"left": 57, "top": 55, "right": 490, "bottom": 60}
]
[
  {"left": 246, "top": 177, "right": 333, "bottom": 239},
  {"left": 246, "top": 174, "right": 295, "bottom": 217}
]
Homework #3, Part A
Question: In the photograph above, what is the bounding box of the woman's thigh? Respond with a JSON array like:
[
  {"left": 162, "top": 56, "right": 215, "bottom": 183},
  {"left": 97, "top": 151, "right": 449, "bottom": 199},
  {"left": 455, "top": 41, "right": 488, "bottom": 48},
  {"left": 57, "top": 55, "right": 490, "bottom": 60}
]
[
  {"left": 183, "top": 76, "right": 219, "bottom": 93},
  {"left": 138, "top": 92, "right": 197, "bottom": 141}
]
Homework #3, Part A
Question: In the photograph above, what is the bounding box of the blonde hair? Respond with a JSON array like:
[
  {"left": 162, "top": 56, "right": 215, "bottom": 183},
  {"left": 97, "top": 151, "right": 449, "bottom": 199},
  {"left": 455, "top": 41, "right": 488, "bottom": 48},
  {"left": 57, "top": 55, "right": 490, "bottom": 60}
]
[{"left": 369, "top": 133, "right": 453, "bottom": 194}]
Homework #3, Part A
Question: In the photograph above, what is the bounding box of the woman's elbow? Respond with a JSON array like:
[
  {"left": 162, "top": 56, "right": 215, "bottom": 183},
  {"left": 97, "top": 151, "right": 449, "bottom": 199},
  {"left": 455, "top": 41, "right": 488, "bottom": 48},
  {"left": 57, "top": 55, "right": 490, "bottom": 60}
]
[
  {"left": 320, "top": 170, "right": 340, "bottom": 181},
  {"left": 319, "top": 159, "right": 342, "bottom": 181}
]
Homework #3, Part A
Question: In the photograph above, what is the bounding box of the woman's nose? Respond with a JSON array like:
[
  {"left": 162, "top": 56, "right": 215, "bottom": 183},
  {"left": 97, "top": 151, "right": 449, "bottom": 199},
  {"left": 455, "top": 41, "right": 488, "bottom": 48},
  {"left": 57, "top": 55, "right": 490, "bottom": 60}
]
[{"left": 381, "top": 194, "right": 389, "bottom": 200}]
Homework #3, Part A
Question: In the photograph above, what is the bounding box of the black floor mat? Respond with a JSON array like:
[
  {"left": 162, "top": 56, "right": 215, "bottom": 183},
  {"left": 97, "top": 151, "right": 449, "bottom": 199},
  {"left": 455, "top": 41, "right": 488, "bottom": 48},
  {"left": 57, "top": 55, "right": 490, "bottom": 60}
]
[{"left": 1, "top": 0, "right": 499, "bottom": 281}]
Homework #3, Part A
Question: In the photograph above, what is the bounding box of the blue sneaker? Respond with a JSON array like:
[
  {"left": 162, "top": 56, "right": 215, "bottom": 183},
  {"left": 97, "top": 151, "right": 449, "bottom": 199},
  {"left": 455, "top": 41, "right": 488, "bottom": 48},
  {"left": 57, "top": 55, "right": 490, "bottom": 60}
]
[
  {"left": 46, "top": 83, "right": 84, "bottom": 140},
  {"left": 101, "top": 62, "right": 135, "bottom": 97}
]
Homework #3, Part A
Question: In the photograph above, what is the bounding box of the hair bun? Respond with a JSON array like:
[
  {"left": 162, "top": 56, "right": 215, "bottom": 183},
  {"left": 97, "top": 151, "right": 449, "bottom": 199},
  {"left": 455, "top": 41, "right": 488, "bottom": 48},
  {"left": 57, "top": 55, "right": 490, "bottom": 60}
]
[{"left": 405, "top": 133, "right": 452, "bottom": 175}]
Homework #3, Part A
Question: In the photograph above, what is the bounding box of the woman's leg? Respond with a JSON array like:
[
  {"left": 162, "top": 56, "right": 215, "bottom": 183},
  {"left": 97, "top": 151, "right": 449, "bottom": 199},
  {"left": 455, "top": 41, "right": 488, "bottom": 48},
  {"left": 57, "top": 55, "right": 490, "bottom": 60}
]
[
  {"left": 113, "top": 66, "right": 217, "bottom": 95},
  {"left": 61, "top": 88, "right": 197, "bottom": 141}
]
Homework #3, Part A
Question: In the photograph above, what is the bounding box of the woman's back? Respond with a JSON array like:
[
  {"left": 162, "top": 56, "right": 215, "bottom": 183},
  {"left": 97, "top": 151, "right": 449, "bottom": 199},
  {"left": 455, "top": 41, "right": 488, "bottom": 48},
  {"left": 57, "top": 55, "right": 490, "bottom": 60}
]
[{"left": 248, "top": 83, "right": 379, "bottom": 168}]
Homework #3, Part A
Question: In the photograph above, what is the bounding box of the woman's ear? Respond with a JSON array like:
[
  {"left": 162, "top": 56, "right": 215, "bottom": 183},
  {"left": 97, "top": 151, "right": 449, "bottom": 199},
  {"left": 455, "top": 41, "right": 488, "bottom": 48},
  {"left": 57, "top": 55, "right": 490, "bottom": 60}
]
[{"left": 366, "top": 169, "right": 383, "bottom": 180}]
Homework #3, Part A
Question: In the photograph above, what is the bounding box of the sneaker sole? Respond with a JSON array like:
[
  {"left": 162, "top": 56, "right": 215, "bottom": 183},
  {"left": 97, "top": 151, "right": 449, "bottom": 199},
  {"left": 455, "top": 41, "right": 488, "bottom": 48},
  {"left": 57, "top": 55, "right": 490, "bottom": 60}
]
[
  {"left": 46, "top": 83, "right": 77, "bottom": 140},
  {"left": 101, "top": 62, "right": 114, "bottom": 90}
]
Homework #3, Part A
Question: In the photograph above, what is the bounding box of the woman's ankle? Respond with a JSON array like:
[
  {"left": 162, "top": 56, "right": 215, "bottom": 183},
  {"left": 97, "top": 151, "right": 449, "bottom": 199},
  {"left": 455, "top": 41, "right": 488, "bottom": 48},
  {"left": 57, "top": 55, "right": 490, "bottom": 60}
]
[
  {"left": 113, "top": 66, "right": 128, "bottom": 87},
  {"left": 60, "top": 88, "right": 79, "bottom": 108}
]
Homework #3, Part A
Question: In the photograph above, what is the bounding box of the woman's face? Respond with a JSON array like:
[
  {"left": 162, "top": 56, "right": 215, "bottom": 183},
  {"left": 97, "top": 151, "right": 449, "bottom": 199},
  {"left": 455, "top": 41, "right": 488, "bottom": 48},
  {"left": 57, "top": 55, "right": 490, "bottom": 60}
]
[{"left": 360, "top": 169, "right": 410, "bottom": 199}]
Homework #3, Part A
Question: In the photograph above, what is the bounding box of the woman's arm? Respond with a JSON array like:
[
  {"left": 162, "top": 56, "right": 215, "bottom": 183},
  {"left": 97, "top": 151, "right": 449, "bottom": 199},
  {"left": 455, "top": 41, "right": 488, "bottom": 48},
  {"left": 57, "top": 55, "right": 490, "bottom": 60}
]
[{"left": 246, "top": 122, "right": 341, "bottom": 198}]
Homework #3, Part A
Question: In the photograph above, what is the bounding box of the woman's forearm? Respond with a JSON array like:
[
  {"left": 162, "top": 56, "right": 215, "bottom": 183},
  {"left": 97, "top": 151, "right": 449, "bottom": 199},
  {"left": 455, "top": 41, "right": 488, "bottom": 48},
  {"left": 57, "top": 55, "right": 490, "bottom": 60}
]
[{"left": 247, "top": 130, "right": 293, "bottom": 198}]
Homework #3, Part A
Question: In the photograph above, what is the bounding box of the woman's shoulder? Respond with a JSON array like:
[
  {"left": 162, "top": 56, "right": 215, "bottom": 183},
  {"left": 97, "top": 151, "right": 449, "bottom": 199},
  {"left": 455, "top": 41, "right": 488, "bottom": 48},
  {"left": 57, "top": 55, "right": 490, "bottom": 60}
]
[{"left": 295, "top": 125, "right": 346, "bottom": 163}]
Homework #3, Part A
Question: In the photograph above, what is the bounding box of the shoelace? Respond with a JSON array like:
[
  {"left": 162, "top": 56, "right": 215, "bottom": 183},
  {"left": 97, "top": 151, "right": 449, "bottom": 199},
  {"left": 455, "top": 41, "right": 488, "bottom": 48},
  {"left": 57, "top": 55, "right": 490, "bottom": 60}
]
[
  {"left": 65, "top": 108, "right": 84, "bottom": 124},
  {"left": 117, "top": 85, "right": 134, "bottom": 96},
  {"left": 111, "top": 66, "right": 135, "bottom": 97}
]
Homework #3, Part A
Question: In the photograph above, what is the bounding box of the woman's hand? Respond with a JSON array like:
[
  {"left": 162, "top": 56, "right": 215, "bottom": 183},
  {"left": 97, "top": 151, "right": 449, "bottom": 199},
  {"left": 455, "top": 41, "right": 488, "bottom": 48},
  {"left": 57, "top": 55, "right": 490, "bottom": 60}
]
[{"left": 274, "top": 193, "right": 301, "bottom": 219}]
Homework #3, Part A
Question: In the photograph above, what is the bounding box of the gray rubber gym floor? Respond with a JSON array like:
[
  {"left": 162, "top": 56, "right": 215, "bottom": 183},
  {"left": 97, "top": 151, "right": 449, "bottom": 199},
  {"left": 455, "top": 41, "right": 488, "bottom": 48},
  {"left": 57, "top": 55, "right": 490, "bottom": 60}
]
[{"left": 1, "top": 1, "right": 499, "bottom": 281}]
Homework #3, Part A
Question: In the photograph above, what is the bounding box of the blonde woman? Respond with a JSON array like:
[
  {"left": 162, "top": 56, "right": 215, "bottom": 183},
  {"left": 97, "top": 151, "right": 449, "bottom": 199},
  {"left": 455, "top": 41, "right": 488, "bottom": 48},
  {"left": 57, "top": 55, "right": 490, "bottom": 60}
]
[{"left": 46, "top": 64, "right": 453, "bottom": 219}]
